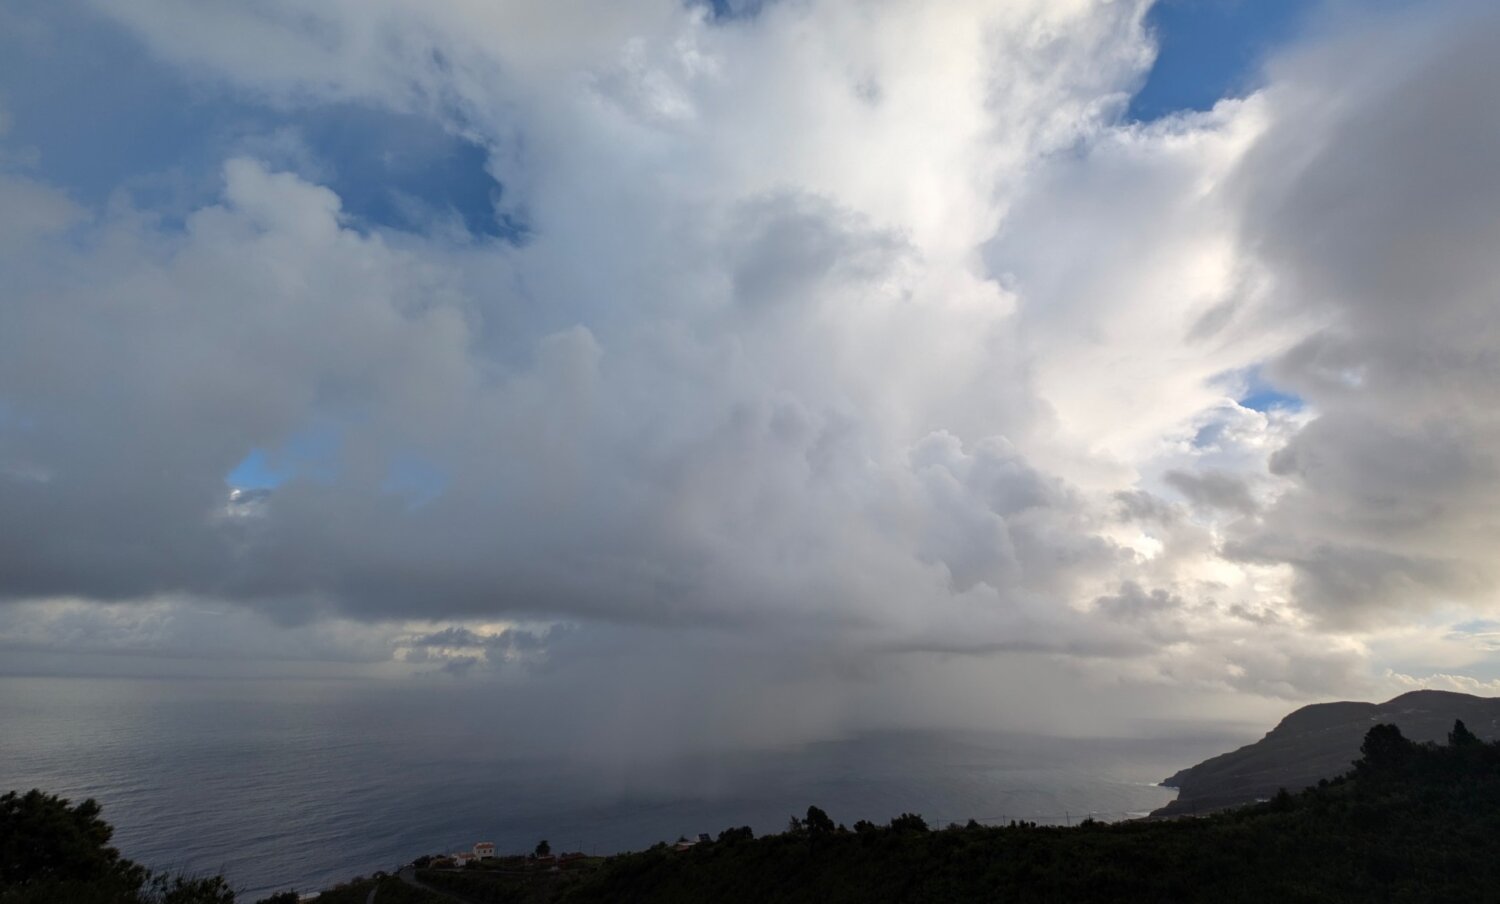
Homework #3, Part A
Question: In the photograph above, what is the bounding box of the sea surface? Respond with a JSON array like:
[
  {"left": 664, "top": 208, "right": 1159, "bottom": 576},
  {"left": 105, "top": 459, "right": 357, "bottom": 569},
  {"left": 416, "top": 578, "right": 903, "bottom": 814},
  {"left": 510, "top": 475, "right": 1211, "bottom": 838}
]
[{"left": 0, "top": 676, "right": 1244, "bottom": 899}]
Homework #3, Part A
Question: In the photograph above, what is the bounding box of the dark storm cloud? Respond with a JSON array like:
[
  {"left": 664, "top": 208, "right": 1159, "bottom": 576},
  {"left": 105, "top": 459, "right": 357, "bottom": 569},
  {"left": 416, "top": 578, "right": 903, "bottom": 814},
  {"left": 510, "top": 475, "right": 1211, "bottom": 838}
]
[
  {"left": 1164, "top": 469, "right": 1257, "bottom": 515},
  {"left": 1094, "top": 581, "right": 1181, "bottom": 621},
  {"left": 1226, "top": 3, "right": 1500, "bottom": 626},
  {"left": 407, "top": 626, "right": 550, "bottom": 653},
  {"left": 4, "top": 0, "right": 1498, "bottom": 712}
]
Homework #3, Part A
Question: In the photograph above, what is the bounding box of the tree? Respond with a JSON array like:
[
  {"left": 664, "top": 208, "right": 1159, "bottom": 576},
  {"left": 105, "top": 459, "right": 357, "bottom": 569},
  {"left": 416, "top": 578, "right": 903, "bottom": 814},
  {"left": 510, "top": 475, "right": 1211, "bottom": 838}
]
[
  {"left": 0, "top": 789, "right": 144, "bottom": 896},
  {"left": 889, "top": 813, "right": 929, "bottom": 833},
  {"left": 1357, "top": 723, "right": 1415, "bottom": 774},
  {"left": 717, "top": 826, "right": 754, "bottom": 844},
  {"left": 534, "top": 839, "right": 551, "bottom": 858},
  {"left": 804, "top": 805, "right": 836, "bottom": 835},
  {"left": 151, "top": 874, "right": 234, "bottom": 904},
  {"left": 1449, "top": 719, "right": 1480, "bottom": 747},
  {"left": 0, "top": 789, "right": 234, "bottom": 904}
]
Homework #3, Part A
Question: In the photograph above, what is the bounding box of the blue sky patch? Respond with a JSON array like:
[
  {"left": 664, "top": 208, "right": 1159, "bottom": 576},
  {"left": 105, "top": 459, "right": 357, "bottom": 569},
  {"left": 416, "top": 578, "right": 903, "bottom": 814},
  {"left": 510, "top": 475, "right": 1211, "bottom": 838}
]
[
  {"left": 227, "top": 425, "right": 343, "bottom": 490},
  {"left": 1129, "top": 0, "right": 1309, "bottom": 121},
  {"left": 1239, "top": 385, "right": 1304, "bottom": 413},
  {"left": 1448, "top": 619, "right": 1500, "bottom": 638},
  {"left": 1238, "top": 365, "right": 1305, "bottom": 413},
  {"left": 699, "top": 0, "right": 770, "bottom": 22},
  {"left": 1191, "top": 420, "right": 1226, "bottom": 450},
  {"left": 290, "top": 105, "right": 522, "bottom": 241},
  {"left": 1214, "top": 365, "right": 1305, "bottom": 414},
  {"left": 0, "top": 0, "right": 520, "bottom": 240},
  {"left": 227, "top": 450, "right": 292, "bottom": 491}
]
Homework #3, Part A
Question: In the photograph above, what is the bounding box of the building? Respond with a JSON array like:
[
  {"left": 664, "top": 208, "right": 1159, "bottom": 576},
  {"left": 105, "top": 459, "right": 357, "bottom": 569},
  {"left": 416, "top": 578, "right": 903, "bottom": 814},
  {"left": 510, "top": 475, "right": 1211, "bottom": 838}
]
[{"left": 473, "top": 842, "right": 496, "bottom": 859}]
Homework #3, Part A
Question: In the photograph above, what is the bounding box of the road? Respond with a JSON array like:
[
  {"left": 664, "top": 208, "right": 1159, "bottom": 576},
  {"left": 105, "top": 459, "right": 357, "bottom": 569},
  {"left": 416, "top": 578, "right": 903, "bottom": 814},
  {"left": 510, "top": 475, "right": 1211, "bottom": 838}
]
[{"left": 395, "top": 867, "right": 489, "bottom": 904}]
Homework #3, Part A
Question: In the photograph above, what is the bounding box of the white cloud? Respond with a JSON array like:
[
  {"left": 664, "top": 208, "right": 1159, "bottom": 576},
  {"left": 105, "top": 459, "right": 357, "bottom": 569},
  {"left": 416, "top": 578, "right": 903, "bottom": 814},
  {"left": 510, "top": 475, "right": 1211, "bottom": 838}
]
[
  {"left": 2, "top": 0, "right": 1499, "bottom": 742},
  {"left": 1384, "top": 670, "right": 1500, "bottom": 697}
]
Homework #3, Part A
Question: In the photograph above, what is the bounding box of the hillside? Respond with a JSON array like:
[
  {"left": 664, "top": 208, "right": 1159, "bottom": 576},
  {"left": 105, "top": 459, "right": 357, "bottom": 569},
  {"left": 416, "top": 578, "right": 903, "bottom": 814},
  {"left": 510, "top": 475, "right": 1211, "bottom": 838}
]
[
  {"left": 11, "top": 706, "right": 1500, "bottom": 902},
  {"left": 1153, "top": 689, "right": 1500, "bottom": 816},
  {"left": 535, "top": 721, "right": 1500, "bottom": 903}
]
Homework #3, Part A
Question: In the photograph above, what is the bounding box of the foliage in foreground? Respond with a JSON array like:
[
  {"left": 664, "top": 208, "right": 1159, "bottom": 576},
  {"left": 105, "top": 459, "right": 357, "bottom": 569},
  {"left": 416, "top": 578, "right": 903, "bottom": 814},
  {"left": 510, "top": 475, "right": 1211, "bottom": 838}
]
[
  {"left": 415, "top": 865, "right": 595, "bottom": 903},
  {"left": 0, "top": 789, "right": 233, "bottom": 904},
  {"left": 281, "top": 874, "right": 445, "bottom": 904},
  {"left": 548, "top": 721, "right": 1500, "bottom": 903}
]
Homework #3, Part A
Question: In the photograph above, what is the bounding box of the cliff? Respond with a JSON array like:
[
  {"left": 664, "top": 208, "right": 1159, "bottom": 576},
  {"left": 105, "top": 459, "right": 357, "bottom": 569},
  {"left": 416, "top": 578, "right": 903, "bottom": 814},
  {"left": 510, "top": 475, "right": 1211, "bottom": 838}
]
[{"left": 1153, "top": 689, "right": 1500, "bottom": 816}]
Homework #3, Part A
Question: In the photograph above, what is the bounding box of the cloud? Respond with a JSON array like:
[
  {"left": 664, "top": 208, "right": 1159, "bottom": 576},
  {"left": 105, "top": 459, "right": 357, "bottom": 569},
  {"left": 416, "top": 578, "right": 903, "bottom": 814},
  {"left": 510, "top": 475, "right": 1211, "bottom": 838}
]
[
  {"left": 0, "top": 596, "right": 403, "bottom": 668},
  {"left": 1225, "top": 2, "right": 1500, "bottom": 627},
  {"left": 1095, "top": 582, "right": 1182, "bottom": 623},
  {"left": 3, "top": 0, "right": 1500, "bottom": 738},
  {"left": 1164, "top": 469, "right": 1258, "bottom": 515},
  {"left": 1384, "top": 669, "right": 1500, "bottom": 697},
  {"left": 1, "top": 3, "right": 1164, "bottom": 636}
]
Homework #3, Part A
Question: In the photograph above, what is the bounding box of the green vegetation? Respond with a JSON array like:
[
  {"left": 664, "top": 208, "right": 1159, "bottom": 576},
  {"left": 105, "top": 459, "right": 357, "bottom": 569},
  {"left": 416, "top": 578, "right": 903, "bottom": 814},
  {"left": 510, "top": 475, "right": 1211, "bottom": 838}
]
[
  {"left": 0, "top": 790, "right": 233, "bottom": 904},
  {"left": 544, "top": 722, "right": 1500, "bottom": 903},
  {"left": 292, "top": 875, "right": 445, "bottom": 904},
  {"left": 0, "top": 791, "right": 442, "bottom": 904},
  {"left": 1158, "top": 689, "right": 1500, "bottom": 816},
  {"left": 413, "top": 855, "right": 604, "bottom": 903}
]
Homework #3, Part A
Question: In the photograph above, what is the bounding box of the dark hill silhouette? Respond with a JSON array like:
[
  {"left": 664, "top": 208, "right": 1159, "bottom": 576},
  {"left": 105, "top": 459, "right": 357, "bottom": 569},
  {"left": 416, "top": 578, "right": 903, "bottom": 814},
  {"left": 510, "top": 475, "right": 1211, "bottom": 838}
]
[
  {"left": 1153, "top": 689, "right": 1500, "bottom": 816},
  {"left": 547, "top": 720, "right": 1500, "bottom": 902}
]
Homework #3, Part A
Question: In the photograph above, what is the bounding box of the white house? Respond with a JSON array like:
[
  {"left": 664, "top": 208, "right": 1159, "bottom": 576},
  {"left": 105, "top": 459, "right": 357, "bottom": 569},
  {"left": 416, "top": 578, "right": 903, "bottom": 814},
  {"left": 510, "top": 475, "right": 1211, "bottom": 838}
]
[{"left": 474, "top": 841, "right": 496, "bottom": 859}]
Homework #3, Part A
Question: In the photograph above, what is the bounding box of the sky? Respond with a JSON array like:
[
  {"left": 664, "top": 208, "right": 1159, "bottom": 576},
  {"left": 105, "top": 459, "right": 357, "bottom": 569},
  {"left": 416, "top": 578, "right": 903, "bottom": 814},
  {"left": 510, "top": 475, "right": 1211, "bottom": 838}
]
[{"left": 3, "top": 0, "right": 1500, "bottom": 749}]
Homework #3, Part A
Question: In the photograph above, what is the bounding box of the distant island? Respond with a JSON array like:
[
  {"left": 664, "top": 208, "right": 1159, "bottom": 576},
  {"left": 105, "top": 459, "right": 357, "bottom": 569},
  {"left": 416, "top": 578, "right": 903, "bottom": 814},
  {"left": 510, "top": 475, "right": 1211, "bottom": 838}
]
[{"left": 7, "top": 694, "right": 1500, "bottom": 902}]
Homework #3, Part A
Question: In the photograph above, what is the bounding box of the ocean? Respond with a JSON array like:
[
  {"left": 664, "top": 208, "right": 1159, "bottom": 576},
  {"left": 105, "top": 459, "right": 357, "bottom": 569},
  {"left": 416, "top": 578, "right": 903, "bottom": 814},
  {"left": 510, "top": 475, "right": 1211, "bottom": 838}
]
[{"left": 0, "top": 676, "right": 1244, "bottom": 899}]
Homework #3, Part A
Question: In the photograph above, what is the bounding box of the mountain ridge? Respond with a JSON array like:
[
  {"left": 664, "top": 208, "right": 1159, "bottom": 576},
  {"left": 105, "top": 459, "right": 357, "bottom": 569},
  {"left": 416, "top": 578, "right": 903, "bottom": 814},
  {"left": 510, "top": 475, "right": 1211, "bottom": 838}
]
[{"left": 1153, "top": 688, "right": 1500, "bottom": 817}]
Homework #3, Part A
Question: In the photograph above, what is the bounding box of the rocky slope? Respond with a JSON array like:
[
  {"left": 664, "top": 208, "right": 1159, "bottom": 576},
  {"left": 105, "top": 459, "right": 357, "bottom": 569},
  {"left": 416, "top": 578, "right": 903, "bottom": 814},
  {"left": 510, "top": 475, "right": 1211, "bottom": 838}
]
[{"left": 1153, "top": 689, "right": 1500, "bottom": 817}]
